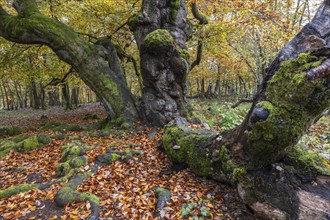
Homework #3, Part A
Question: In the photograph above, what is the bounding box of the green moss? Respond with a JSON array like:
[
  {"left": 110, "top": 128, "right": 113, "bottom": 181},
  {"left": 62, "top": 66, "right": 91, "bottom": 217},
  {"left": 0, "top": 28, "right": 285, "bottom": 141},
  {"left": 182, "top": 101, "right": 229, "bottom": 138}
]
[
  {"left": 170, "top": 0, "right": 180, "bottom": 23},
  {"left": 111, "top": 153, "right": 121, "bottom": 161},
  {"left": 233, "top": 168, "right": 247, "bottom": 182},
  {"left": 79, "top": 192, "right": 100, "bottom": 205},
  {"left": 163, "top": 125, "right": 214, "bottom": 176},
  {"left": 248, "top": 53, "right": 330, "bottom": 166},
  {"left": 37, "top": 134, "right": 51, "bottom": 145},
  {"left": 56, "top": 162, "right": 71, "bottom": 177},
  {"left": 286, "top": 146, "right": 330, "bottom": 176},
  {"left": 142, "top": 29, "right": 174, "bottom": 51},
  {"left": 55, "top": 186, "right": 77, "bottom": 207},
  {"left": 61, "top": 145, "right": 85, "bottom": 162},
  {"left": 127, "top": 13, "right": 139, "bottom": 28},
  {"left": 16, "top": 135, "right": 40, "bottom": 152},
  {"left": 69, "top": 156, "right": 88, "bottom": 168},
  {"left": 0, "top": 184, "right": 39, "bottom": 198}
]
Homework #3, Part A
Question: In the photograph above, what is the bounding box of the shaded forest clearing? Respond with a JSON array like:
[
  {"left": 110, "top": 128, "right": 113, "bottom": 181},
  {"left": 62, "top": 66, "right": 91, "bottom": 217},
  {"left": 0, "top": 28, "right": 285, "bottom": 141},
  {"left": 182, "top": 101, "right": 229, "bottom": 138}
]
[{"left": 0, "top": 102, "right": 329, "bottom": 219}]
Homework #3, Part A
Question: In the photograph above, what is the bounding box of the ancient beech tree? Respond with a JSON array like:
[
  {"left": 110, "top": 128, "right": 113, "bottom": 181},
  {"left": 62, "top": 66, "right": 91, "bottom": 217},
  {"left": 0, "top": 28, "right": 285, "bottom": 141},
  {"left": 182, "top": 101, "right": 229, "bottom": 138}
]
[{"left": 1, "top": 0, "right": 330, "bottom": 219}]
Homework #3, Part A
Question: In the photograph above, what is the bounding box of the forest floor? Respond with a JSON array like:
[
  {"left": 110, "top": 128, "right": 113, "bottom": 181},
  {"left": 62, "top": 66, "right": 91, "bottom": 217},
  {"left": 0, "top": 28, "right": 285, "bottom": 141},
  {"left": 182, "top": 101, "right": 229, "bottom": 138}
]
[{"left": 0, "top": 101, "right": 328, "bottom": 220}]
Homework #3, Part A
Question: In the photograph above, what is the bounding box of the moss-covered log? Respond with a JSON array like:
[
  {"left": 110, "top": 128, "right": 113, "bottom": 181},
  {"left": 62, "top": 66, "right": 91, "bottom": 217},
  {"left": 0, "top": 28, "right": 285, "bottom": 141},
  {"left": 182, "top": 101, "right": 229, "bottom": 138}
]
[{"left": 0, "top": 0, "right": 138, "bottom": 125}]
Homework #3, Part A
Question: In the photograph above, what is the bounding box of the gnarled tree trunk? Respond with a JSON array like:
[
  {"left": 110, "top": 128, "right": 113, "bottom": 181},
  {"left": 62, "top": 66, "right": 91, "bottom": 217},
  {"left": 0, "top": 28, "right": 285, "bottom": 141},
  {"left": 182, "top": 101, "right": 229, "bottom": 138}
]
[
  {"left": 163, "top": 1, "right": 330, "bottom": 219},
  {"left": 128, "top": 0, "right": 193, "bottom": 126}
]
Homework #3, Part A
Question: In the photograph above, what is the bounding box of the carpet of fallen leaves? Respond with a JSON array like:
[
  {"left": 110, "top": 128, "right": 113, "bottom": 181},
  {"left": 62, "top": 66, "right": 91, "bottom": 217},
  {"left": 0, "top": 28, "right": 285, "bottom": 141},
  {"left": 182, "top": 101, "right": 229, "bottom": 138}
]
[{"left": 0, "top": 104, "right": 251, "bottom": 220}]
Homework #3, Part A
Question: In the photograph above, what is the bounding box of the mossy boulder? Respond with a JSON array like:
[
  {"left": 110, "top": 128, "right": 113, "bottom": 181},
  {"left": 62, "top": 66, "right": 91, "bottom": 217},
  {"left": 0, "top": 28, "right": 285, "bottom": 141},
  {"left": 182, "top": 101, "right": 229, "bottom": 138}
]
[
  {"left": 154, "top": 187, "right": 171, "bottom": 215},
  {"left": 56, "top": 162, "right": 71, "bottom": 177},
  {"left": 0, "top": 184, "right": 39, "bottom": 198},
  {"left": 60, "top": 144, "right": 86, "bottom": 162},
  {"left": 37, "top": 134, "right": 52, "bottom": 145},
  {"left": 16, "top": 135, "right": 40, "bottom": 152},
  {"left": 96, "top": 153, "right": 121, "bottom": 165},
  {"left": 0, "top": 139, "right": 21, "bottom": 157},
  {"left": 69, "top": 156, "right": 88, "bottom": 168},
  {"left": 55, "top": 172, "right": 99, "bottom": 207}
]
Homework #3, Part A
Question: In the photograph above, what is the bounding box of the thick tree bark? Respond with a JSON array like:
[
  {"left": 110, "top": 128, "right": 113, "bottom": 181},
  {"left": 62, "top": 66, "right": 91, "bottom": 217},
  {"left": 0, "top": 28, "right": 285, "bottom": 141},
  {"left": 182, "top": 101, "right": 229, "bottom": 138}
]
[
  {"left": 128, "top": 0, "right": 193, "bottom": 126},
  {"left": 0, "top": 0, "right": 138, "bottom": 124},
  {"left": 163, "top": 1, "right": 330, "bottom": 219}
]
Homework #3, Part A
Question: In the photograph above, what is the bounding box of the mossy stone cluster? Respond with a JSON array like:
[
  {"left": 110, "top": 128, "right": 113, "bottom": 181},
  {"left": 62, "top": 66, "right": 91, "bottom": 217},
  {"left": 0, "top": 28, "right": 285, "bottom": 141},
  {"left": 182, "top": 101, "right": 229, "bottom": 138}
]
[
  {"left": 55, "top": 173, "right": 99, "bottom": 207},
  {"left": 0, "top": 134, "right": 51, "bottom": 157},
  {"left": 248, "top": 53, "right": 330, "bottom": 166},
  {"left": 56, "top": 142, "right": 91, "bottom": 177}
]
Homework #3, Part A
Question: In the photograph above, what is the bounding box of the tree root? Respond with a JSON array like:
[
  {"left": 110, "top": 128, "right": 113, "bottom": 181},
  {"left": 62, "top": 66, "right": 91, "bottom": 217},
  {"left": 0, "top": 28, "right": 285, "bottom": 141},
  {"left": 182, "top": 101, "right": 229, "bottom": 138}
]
[{"left": 154, "top": 187, "right": 171, "bottom": 217}]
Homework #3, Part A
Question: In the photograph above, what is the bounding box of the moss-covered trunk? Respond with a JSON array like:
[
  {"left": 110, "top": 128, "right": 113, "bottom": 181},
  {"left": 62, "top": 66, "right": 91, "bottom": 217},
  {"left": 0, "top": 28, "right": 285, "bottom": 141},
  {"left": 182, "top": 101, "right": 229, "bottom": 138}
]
[
  {"left": 163, "top": 1, "right": 330, "bottom": 219},
  {"left": 128, "top": 0, "right": 193, "bottom": 126},
  {"left": 0, "top": 0, "right": 139, "bottom": 125}
]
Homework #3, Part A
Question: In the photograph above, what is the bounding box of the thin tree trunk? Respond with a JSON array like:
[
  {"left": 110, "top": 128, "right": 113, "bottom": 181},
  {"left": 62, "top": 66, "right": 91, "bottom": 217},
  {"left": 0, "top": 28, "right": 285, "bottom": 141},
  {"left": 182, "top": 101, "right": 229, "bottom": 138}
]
[
  {"left": 31, "top": 79, "right": 40, "bottom": 109},
  {"left": 62, "top": 83, "right": 72, "bottom": 110}
]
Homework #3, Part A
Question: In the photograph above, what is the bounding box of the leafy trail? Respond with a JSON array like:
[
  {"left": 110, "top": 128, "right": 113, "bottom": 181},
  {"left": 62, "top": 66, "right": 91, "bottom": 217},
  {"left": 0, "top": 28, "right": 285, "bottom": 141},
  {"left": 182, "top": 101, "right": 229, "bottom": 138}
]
[{"left": 0, "top": 104, "right": 250, "bottom": 219}]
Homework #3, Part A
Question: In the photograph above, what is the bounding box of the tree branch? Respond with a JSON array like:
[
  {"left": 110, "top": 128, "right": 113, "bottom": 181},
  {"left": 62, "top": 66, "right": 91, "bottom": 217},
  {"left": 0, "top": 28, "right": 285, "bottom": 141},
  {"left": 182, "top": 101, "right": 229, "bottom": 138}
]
[
  {"left": 43, "top": 68, "right": 74, "bottom": 88},
  {"left": 190, "top": 39, "right": 203, "bottom": 71},
  {"left": 306, "top": 58, "right": 330, "bottom": 80},
  {"left": 190, "top": 3, "right": 208, "bottom": 24},
  {"left": 231, "top": 98, "right": 253, "bottom": 108},
  {"left": 13, "top": 0, "right": 40, "bottom": 16},
  {"left": 114, "top": 44, "right": 143, "bottom": 91}
]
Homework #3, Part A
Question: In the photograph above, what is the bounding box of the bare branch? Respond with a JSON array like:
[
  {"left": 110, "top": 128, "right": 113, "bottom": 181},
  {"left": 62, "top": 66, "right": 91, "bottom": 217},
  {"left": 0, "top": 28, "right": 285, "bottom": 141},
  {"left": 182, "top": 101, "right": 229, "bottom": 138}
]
[
  {"left": 43, "top": 68, "right": 74, "bottom": 88},
  {"left": 190, "top": 2, "right": 208, "bottom": 24},
  {"left": 231, "top": 98, "right": 253, "bottom": 109},
  {"left": 190, "top": 39, "right": 203, "bottom": 71}
]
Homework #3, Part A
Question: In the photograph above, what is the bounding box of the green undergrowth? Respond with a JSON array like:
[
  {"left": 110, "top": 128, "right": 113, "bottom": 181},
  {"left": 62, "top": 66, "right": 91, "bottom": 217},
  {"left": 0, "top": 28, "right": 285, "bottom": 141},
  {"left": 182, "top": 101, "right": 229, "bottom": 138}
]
[{"left": 189, "top": 99, "right": 250, "bottom": 130}]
